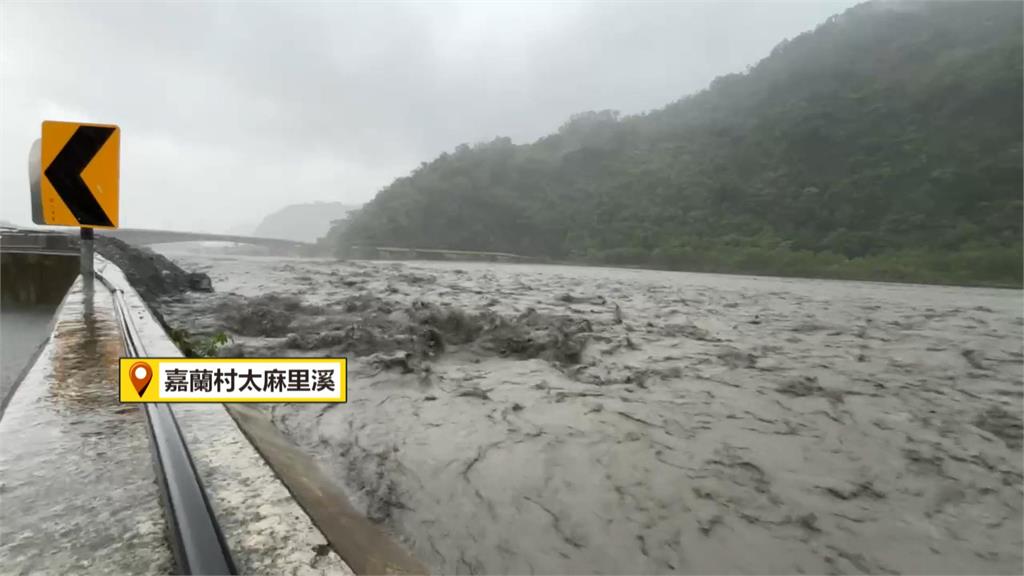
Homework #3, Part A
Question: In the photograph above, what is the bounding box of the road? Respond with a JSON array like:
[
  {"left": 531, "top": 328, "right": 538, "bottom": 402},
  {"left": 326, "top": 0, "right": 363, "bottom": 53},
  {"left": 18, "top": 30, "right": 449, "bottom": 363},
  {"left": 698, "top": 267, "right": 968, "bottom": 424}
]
[
  {"left": 0, "top": 250, "right": 363, "bottom": 575},
  {"left": 0, "top": 278, "right": 175, "bottom": 573}
]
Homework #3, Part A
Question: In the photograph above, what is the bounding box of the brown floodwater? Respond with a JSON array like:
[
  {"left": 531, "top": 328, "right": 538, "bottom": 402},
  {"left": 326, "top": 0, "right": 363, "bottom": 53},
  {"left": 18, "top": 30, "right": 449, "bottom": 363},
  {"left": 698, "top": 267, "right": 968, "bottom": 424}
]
[{"left": 156, "top": 250, "right": 1024, "bottom": 575}]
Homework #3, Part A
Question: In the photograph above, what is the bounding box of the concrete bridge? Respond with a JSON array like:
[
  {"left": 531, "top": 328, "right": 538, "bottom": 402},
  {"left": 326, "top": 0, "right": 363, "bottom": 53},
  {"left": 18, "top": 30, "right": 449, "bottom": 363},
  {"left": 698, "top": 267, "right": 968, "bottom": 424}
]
[
  {"left": 98, "top": 227, "right": 313, "bottom": 251},
  {"left": 1, "top": 225, "right": 313, "bottom": 253}
]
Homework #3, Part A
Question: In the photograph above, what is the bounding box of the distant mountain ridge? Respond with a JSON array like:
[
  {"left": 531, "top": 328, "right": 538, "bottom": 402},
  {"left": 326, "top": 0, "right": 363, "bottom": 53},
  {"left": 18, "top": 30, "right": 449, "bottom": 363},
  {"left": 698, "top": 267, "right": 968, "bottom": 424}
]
[
  {"left": 253, "top": 202, "right": 357, "bottom": 243},
  {"left": 331, "top": 1, "right": 1022, "bottom": 286}
]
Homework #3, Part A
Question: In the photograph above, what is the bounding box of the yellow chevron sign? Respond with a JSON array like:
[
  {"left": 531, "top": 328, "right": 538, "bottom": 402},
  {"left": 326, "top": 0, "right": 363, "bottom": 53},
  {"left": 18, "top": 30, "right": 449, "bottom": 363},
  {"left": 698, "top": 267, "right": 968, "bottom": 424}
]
[{"left": 39, "top": 120, "right": 120, "bottom": 228}]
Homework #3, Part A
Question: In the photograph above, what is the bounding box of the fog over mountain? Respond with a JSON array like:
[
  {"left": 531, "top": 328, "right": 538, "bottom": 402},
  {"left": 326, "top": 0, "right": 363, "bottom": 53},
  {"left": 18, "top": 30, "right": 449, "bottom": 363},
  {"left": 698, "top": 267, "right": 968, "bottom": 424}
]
[{"left": 252, "top": 202, "right": 357, "bottom": 243}]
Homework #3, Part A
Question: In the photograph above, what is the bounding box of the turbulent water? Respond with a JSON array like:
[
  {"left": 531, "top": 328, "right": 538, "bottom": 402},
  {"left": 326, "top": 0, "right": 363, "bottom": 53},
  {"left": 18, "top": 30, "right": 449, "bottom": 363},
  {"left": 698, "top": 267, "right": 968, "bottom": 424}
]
[{"left": 155, "top": 250, "right": 1023, "bottom": 575}]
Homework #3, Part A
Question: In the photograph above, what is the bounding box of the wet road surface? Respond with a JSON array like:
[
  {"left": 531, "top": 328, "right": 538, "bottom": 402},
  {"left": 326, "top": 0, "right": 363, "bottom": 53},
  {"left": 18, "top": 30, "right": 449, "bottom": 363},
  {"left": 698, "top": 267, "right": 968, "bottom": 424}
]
[
  {"left": 92, "top": 254, "right": 358, "bottom": 575},
  {"left": 0, "top": 278, "right": 173, "bottom": 574}
]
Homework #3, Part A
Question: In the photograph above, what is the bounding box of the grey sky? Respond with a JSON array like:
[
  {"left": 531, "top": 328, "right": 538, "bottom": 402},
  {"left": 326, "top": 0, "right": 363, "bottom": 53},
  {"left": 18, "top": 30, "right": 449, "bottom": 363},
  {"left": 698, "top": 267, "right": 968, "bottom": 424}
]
[{"left": 1, "top": 1, "right": 856, "bottom": 233}]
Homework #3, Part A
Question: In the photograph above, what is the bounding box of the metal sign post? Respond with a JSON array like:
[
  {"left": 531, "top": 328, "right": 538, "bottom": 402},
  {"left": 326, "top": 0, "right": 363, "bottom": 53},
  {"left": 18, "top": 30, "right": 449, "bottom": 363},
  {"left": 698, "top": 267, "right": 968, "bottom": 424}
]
[{"left": 80, "top": 227, "right": 94, "bottom": 289}]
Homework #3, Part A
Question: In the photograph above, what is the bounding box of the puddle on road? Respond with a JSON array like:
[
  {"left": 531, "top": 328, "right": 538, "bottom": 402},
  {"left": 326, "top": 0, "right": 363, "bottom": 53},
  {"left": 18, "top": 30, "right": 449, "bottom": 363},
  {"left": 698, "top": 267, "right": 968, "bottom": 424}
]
[{"left": 47, "top": 286, "right": 124, "bottom": 411}]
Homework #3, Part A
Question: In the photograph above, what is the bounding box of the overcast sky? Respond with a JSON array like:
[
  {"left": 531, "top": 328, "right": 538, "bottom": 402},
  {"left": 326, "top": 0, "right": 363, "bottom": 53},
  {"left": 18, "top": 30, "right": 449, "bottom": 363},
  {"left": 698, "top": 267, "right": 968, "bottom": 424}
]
[{"left": 1, "top": 1, "right": 856, "bottom": 233}]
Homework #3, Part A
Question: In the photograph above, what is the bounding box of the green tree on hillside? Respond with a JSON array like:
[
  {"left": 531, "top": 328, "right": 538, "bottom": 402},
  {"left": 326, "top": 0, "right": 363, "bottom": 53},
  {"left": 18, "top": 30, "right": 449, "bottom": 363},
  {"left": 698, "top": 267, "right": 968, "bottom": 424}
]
[{"left": 331, "top": 1, "right": 1023, "bottom": 287}]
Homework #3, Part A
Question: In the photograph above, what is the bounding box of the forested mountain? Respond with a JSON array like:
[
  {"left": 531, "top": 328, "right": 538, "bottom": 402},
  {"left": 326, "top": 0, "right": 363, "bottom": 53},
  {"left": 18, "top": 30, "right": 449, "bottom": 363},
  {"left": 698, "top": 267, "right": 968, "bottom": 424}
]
[
  {"left": 254, "top": 201, "right": 356, "bottom": 243},
  {"left": 329, "top": 1, "right": 1023, "bottom": 286}
]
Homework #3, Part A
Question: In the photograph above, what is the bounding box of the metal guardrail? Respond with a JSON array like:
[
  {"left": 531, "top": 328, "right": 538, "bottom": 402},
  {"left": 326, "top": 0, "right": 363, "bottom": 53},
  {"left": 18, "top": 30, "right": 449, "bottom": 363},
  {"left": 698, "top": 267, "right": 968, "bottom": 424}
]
[
  {"left": 0, "top": 230, "right": 78, "bottom": 256},
  {"left": 96, "top": 271, "right": 237, "bottom": 575}
]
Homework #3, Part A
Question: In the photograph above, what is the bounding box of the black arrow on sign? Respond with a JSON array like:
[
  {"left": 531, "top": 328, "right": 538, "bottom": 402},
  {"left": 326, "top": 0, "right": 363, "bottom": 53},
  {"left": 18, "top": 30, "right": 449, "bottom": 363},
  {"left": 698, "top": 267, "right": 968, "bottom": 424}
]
[{"left": 44, "top": 125, "right": 115, "bottom": 227}]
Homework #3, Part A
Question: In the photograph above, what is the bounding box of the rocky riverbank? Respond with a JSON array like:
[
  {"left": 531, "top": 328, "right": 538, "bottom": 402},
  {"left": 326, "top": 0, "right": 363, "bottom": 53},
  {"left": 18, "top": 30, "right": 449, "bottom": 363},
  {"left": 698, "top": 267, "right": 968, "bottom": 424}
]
[{"left": 95, "top": 237, "right": 212, "bottom": 302}]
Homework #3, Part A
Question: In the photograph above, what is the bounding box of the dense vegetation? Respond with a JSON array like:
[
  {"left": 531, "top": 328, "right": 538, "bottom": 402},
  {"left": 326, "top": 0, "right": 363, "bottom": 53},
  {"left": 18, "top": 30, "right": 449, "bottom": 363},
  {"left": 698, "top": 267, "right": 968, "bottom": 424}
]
[{"left": 328, "top": 2, "right": 1023, "bottom": 287}]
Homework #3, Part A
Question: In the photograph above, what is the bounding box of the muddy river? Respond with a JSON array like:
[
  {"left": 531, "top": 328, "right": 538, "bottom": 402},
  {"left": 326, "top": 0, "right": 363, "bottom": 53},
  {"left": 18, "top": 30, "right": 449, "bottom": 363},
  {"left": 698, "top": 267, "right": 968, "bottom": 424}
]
[{"left": 154, "top": 250, "right": 1023, "bottom": 575}]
